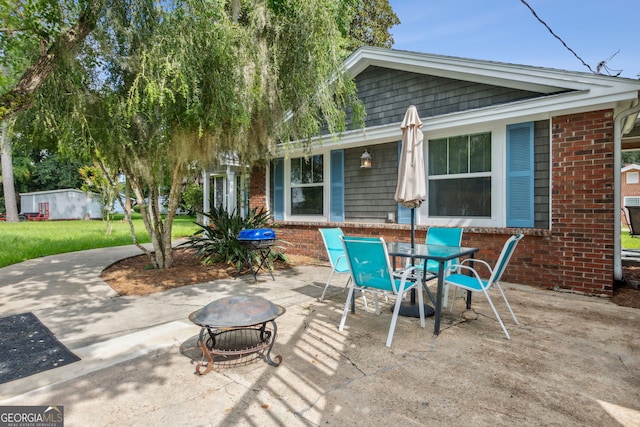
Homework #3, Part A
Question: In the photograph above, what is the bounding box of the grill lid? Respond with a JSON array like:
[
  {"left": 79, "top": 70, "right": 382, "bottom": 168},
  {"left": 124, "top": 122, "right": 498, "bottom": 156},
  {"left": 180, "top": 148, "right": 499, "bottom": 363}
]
[
  {"left": 238, "top": 228, "right": 276, "bottom": 241},
  {"left": 189, "top": 295, "right": 285, "bottom": 327}
]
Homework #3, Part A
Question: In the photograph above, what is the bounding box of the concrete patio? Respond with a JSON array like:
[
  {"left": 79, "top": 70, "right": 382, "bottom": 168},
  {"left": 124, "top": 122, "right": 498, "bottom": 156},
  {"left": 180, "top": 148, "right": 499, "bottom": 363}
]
[{"left": 0, "top": 245, "right": 638, "bottom": 426}]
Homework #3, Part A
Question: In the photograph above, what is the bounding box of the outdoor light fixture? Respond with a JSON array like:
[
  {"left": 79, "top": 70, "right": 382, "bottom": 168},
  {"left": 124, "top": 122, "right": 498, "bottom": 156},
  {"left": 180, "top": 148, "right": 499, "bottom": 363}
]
[{"left": 360, "top": 149, "right": 372, "bottom": 168}]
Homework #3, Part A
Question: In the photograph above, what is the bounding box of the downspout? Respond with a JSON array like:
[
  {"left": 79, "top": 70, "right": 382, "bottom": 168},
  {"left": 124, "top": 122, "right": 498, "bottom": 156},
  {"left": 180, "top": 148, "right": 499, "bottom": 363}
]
[{"left": 614, "top": 99, "right": 640, "bottom": 282}]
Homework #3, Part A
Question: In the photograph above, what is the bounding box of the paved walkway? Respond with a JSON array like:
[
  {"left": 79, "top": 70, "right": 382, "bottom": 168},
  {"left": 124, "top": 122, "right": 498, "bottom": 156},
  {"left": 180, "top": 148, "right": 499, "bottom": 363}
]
[{"left": 0, "top": 245, "right": 639, "bottom": 426}]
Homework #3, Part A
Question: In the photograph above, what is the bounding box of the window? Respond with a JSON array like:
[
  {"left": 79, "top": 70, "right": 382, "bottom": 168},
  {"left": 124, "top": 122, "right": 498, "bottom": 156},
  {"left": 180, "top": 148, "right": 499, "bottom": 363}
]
[
  {"left": 428, "top": 132, "right": 492, "bottom": 217},
  {"left": 290, "top": 155, "right": 324, "bottom": 215},
  {"left": 625, "top": 196, "right": 640, "bottom": 207},
  {"left": 627, "top": 171, "right": 639, "bottom": 184}
]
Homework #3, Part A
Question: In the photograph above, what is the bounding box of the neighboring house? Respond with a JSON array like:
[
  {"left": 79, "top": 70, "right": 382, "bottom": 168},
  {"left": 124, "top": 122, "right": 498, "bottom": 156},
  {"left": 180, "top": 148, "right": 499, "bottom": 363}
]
[
  {"left": 20, "top": 189, "right": 102, "bottom": 220},
  {"left": 621, "top": 164, "right": 640, "bottom": 208},
  {"left": 240, "top": 47, "right": 640, "bottom": 297}
]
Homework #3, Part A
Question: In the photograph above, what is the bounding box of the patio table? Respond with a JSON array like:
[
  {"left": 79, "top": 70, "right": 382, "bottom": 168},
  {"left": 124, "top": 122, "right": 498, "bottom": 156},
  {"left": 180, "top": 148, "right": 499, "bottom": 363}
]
[{"left": 387, "top": 242, "right": 479, "bottom": 335}]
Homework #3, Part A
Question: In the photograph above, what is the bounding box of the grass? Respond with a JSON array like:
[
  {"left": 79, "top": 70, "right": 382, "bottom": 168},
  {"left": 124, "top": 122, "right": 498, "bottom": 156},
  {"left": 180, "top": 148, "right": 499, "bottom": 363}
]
[
  {"left": 622, "top": 227, "right": 640, "bottom": 250},
  {"left": 0, "top": 214, "right": 200, "bottom": 268}
]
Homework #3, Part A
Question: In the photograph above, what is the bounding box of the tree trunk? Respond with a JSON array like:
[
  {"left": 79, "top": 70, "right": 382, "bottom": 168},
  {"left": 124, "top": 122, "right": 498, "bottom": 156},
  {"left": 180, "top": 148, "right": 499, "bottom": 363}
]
[{"left": 1, "top": 121, "right": 19, "bottom": 222}]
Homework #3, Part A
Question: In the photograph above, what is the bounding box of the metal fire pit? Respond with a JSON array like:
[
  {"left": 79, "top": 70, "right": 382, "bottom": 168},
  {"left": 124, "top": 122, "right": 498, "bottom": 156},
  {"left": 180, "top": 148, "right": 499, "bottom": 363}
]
[
  {"left": 237, "top": 228, "right": 276, "bottom": 281},
  {"left": 189, "top": 295, "right": 285, "bottom": 375}
]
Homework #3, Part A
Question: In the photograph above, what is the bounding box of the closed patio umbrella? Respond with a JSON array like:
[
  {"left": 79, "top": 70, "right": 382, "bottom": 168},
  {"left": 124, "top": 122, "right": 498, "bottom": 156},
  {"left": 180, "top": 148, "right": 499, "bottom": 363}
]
[
  {"left": 395, "top": 105, "right": 426, "bottom": 248},
  {"left": 394, "top": 105, "right": 431, "bottom": 317}
]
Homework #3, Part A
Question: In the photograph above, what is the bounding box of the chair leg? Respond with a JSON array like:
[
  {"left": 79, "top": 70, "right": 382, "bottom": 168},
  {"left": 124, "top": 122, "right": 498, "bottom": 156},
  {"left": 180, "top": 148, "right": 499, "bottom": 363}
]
[
  {"left": 361, "top": 288, "right": 369, "bottom": 312},
  {"left": 386, "top": 286, "right": 425, "bottom": 347},
  {"left": 320, "top": 273, "right": 351, "bottom": 302},
  {"left": 373, "top": 293, "right": 380, "bottom": 315},
  {"left": 481, "top": 289, "right": 511, "bottom": 339},
  {"left": 386, "top": 292, "right": 405, "bottom": 347},
  {"left": 495, "top": 282, "right": 519, "bottom": 325},
  {"left": 417, "top": 286, "right": 426, "bottom": 328},
  {"left": 319, "top": 269, "right": 337, "bottom": 302},
  {"left": 339, "top": 286, "right": 356, "bottom": 331},
  {"left": 449, "top": 286, "right": 458, "bottom": 313}
]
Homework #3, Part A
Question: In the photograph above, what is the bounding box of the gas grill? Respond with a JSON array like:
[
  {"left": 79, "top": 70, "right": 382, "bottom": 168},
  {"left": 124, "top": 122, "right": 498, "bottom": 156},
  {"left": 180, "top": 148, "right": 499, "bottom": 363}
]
[{"left": 237, "top": 228, "right": 276, "bottom": 281}]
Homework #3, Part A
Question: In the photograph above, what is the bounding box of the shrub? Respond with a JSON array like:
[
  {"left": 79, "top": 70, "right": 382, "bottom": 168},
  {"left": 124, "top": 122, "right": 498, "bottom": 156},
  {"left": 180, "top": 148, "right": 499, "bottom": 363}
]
[{"left": 183, "top": 206, "right": 287, "bottom": 271}]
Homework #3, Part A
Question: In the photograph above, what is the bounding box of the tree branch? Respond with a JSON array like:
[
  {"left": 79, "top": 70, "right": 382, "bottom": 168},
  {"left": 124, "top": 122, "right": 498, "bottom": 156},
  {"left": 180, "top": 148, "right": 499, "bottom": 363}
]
[{"left": 0, "top": 0, "right": 103, "bottom": 121}]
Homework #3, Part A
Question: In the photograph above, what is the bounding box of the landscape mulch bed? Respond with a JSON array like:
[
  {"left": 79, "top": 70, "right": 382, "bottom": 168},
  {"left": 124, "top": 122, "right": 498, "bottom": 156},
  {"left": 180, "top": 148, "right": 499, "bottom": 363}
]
[{"left": 101, "top": 248, "right": 319, "bottom": 296}]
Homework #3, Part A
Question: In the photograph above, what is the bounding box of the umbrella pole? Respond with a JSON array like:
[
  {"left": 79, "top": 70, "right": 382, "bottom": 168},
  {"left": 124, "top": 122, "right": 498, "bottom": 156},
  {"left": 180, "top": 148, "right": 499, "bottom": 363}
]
[
  {"left": 396, "top": 206, "right": 435, "bottom": 318},
  {"left": 411, "top": 208, "right": 415, "bottom": 249},
  {"left": 410, "top": 207, "right": 416, "bottom": 304}
]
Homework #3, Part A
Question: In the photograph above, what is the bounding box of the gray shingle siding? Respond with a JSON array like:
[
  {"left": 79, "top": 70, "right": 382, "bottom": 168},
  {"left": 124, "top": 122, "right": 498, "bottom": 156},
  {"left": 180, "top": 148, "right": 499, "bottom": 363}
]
[
  {"left": 351, "top": 66, "right": 545, "bottom": 128},
  {"left": 344, "top": 143, "right": 399, "bottom": 222}
]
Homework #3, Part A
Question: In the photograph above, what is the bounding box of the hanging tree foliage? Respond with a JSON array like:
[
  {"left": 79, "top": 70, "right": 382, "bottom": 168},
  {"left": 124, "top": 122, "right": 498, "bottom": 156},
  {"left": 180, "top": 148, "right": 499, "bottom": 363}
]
[{"left": 34, "top": 0, "right": 365, "bottom": 269}]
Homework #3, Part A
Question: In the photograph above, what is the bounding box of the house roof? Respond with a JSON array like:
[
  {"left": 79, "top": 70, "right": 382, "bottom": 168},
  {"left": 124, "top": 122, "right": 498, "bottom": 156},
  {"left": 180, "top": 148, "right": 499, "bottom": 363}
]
[
  {"left": 622, "top": 164, "right": 640, "bottom": 172},
  {"left": 344, "top": 47, "right": 640, "bottom": 100},
  {"left": 281, "top": 47, "right": 640, "bottom": 152},
  {"left": 322, "top": 47, "right": 640, "bottom": 149}
]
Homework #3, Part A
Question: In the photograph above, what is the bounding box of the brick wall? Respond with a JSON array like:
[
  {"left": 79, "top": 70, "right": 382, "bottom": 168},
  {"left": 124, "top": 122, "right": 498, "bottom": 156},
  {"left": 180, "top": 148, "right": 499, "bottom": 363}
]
[
  {"left": 550, "top": 109, "right": 614, "bottom": 295},
  {"left": 249, "top": 166, "right": 267, "bottom": 211},
  {"left": 250, "top": 109, "right": 616, "bottom": 297}
]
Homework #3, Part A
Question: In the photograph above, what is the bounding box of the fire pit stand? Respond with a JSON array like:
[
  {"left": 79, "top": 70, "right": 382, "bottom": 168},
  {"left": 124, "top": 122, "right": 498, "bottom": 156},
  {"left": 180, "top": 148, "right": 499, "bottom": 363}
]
[{"left": 189, "top": 296, "right": 285, "bottom": 375}]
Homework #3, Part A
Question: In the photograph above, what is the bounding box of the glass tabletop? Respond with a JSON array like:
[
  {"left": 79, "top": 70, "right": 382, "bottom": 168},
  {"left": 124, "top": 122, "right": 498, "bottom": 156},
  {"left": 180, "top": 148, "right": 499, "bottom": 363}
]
[{"left": 386, "top": 242, "right": 478, "bottom": 261}]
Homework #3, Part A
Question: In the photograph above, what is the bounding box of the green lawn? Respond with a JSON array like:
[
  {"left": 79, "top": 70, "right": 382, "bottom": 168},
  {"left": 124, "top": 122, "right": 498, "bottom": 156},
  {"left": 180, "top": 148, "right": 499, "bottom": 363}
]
[
  {"left": 622, "top": 227, "right": 640, "bottom": 250},
  {"left": 0, "top": 215, "right": 200, "bottom": 268}
]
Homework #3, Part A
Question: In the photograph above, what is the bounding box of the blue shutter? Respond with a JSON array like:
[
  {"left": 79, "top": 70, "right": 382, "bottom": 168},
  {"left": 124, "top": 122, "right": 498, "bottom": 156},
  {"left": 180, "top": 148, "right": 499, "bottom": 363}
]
[
  {"left": 330, "top": 149, "right": 345, "bottom": 222},
  {"left": 506, "top": 123, "right": 534, "bottom": 227},
  {"left": 397, "top": 141, "right": 411, "bottom": 224},
  {"left": 272, "top": 158, "right": 284, "bottom": 221}
]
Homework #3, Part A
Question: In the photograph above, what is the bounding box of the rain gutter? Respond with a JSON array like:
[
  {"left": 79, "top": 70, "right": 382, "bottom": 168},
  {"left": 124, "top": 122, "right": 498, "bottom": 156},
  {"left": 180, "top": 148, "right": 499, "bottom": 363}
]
[{"left": 614, "top": 100, "right": 640, "bottom": 282}]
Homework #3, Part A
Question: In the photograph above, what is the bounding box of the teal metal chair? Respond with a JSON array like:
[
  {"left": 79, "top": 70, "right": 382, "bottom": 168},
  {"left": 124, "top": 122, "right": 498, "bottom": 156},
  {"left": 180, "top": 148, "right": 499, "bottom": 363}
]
[
  {"left": 423, "top": 227, "right": 464, "bottom": 306},
  {"left": 318, "top": 228, "right": 352, "bottom": 302},
  {"left": 444, "top": 234, "right": 524, "bottom": 339},
  {"left": 395, "top": 227, "right": 464, "bottom": 306},
  {"left": 339, "top": 236, "right": 425, "bottom": 347}
]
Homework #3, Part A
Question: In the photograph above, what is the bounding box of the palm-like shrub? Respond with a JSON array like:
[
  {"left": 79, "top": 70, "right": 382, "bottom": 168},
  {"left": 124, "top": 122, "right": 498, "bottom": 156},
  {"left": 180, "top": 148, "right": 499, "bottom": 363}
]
[{"left": 183, "top": 206, "right": 287, "bottom": 272}]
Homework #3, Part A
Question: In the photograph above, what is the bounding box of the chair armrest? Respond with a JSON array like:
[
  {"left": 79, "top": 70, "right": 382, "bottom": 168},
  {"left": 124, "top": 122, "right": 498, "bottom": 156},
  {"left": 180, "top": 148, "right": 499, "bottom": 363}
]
[
  {"left": 451, "top": 258, "right": 493, "bottom": 278},
  {"left": 395, "top": 265, "right": 418, "bottom": 294},
  {"left": 449, "top": 263, "right": 491, "bottom": 284}
]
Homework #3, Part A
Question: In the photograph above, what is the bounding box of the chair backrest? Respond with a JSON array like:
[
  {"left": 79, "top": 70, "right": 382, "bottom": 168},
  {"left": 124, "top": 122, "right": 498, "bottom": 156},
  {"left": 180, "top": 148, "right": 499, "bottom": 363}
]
[
  {"left": 340, "top": 236, "right": 397, "bottom": 293},
  {"left": 488, "top": 234, "right": 524, "bottom": 285},
  {"left": 319, "top": 228, "right": 349, "bottom": 271},
  {"left": 625, "top": 206, "right": 640, "bottom": 236},
  {"left": 425, "top": 227, "right": 464, "bottom": 273}
]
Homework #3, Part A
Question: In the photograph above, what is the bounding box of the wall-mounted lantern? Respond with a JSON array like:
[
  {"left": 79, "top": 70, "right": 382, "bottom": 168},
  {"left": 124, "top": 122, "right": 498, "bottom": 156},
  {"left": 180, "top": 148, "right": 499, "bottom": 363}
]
[{"left": 360, "top": 149, "right": 372, "bottom": 168}]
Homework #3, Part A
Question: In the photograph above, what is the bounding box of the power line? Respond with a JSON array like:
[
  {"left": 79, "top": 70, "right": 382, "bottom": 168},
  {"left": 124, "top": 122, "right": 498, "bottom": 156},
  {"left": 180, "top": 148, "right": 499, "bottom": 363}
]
[{"left": 519, "top": 0, "right": 595, "bottom": 74}]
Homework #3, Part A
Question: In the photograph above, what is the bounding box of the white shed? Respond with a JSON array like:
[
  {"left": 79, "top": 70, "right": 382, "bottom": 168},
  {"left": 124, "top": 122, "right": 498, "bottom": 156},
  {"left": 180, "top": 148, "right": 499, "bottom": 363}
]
[{"left": 20, "top": 189, "right": 102, "bottom": 220}]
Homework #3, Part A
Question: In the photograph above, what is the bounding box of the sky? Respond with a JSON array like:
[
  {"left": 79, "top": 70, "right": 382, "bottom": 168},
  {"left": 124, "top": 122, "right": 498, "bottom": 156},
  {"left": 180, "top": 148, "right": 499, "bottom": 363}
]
[{"left": 387, "top": 0, "right": 638, "bottom": 79}]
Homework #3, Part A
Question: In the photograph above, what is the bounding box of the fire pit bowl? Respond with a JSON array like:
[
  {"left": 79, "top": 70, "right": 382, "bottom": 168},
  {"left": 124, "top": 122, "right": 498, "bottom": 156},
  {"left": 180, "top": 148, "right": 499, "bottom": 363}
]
[{"left": 189, "top": 295, "right": 285, "bottom": 375}]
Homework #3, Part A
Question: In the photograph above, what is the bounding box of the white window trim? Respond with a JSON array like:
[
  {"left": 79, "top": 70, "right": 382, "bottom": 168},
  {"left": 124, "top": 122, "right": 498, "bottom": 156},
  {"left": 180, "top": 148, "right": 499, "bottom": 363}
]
[
  {"left": 420, "top": 123, "right": 505, "bottom": 228},
  {"left": 284, "top": 150, "right": 330, "bottom": 222},
  {"left": 626, "top": 171, "right": 639, "bottom": 184}
]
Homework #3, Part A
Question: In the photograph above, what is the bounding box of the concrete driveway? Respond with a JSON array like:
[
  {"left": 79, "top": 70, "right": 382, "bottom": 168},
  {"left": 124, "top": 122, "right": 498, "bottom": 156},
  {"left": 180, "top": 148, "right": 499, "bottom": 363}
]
[{"left": 0, "top": 246, "right": 638, "bottom": 426}]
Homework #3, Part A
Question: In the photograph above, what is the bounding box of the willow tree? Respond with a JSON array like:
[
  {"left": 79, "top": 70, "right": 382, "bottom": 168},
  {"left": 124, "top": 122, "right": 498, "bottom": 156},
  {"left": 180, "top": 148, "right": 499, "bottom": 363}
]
[
  {"left": 39, "top": 0, "right": 363, "bottom": 268},
  {"left": 1, "top": 0, "right": 103, "bottom": 220}
]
